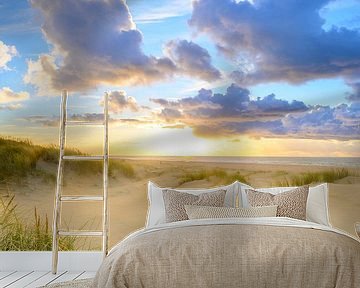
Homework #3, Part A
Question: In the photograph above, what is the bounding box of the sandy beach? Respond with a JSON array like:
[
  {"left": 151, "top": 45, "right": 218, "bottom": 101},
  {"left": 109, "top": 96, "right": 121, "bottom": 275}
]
[{"left": 3, "top": 159, "right": 360, "bottom": 249}]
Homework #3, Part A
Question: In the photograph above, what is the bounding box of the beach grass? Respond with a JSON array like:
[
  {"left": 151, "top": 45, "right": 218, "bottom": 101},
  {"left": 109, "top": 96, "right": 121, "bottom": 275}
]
[
  {"left": 0, "top": 136, "right": 135, "bottom": 181},
  {"left": 110, "top": 160, "right": 135, "bottom": 178},
  {"left": 0, "top": 195, "right": 76, "bottom": 251},
  {"left": 0, "top": 137, "right": 43, "bottom": 181},
  {"left": 179, "top": 168, "right": 249, "bottom": 185},
  {"left": 275, "top": 168, "right": 351, "bottom": 186}
]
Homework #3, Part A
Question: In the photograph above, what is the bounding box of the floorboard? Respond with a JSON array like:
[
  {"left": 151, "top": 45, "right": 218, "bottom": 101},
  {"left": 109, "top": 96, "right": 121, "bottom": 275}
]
[
  {"left": 0, "top": 271, "right": 32, "bottom": 287},
  {"left": 0, "top": 272, "right": 16, "bottom": 281},
  {"left": 0, "top": 270, "right": 96, "bottom": 287},
  {"left": 48, "top": 271, "right": 84, "bottom": 285},
  {"left": 7, "top": 272, "right": 48, "bottom": 288},
  {"left": 75, "top": 271, "right": 96, "bottom": 280},
  {"left": 23, "top": 271, "right": 66, "bottom": 288}
]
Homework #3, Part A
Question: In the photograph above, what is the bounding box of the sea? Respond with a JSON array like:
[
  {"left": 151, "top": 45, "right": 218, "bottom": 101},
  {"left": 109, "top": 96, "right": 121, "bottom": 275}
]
[{"left": 112, "top": 156, "right": 360, "bottom": 168}]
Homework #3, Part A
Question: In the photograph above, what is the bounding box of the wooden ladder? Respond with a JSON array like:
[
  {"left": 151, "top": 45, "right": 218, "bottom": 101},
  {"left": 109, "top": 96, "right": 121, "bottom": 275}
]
[{"left": 52, "top": 90, "right": 109, "bottom": 274}]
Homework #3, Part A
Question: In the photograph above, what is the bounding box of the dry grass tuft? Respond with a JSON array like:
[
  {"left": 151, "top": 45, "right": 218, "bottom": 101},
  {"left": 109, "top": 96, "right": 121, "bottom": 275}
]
[
  {"left": 179, "top": 168, "right": 249, "bottom": 185},
  {"left": 0, "top": 195, "right": 76, "bottom": 251},
  {"left": 274, "top": 168, "right": 351, "bottom": 186}
]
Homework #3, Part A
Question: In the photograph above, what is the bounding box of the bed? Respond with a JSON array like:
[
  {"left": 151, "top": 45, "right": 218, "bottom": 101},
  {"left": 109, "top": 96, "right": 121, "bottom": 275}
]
[{"left": 93, "top": 182, "right": 360, "bottom": 288}]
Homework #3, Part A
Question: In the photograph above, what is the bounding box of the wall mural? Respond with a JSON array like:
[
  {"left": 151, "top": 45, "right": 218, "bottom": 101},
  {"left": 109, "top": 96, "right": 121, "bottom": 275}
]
[{"left": 0, "top": 0, "right": 359, "bottom": 250}]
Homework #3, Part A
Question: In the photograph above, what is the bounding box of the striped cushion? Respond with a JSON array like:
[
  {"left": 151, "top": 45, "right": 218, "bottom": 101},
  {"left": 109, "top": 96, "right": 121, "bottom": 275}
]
[{"left": 184, "top": 205, "right": 278, "bottom": 219}]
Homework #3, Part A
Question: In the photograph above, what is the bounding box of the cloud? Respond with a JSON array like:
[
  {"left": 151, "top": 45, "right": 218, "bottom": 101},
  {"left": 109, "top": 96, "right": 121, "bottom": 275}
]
[
  {"left": 0, "top": 103, "right": 23, "bottom": 111},
  {"left": 189, "top": 0, "right": 360, "bottom": 85},
  {"left": 346, "top": 82, "right": 360, "bottom": 102},
  {"left": 157, "top": 107, "right": 183, "bottom": 121},
  {"left": 0, "top": 87, "right": 29, "bottom": 110},
  {"left": 151, "top": 83, "right": 307, "bottom": 120},
  {"left": 252, "top": 94, "right": 308, "bottom": 113},
  {"left": 151, "top": 83, "right": 359, "bottom": 140},
  {"left": 103, "top": 90, "right": 140, "bottom": 113},
  {"left": 192, "top": 104, "right": 360, "bottom": 140},
  {"left": 22, "top": 113, "right": 105, "bottom": 127},
  {"left": 0, "top": 87, "right": 29, "bottom": 104},
  {"left": 23, "top": 54, "right": 59, "bottom": 97},
  {"left": 165, "top": 40, "right": 221, "bottom": 81},
  {"left": 281, "top": 104, "right": 360, "bottom": 140},
  {"left": 22, "top": 115, "right": 59, "bottom": 127},
  {"left": 26, "top": 0, "right": 177, "bottom": 94},
  {"left": 26, "top": 0, "right": 220, "bottom": 95},
  {"left": 21, "top": 113, "right": 156, "bottom": 127},
  {"left": 0, "top": 41, "right": 17, "bottom": 70}
]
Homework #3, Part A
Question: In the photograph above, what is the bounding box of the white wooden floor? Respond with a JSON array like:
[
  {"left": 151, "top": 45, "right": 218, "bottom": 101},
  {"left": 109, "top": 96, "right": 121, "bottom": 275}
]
[
  {"left": 0, "top": 251, "right": 102, "bottom": 288},
  {"left": 0, "top": 270, "right": 95, "bottom": 288}
]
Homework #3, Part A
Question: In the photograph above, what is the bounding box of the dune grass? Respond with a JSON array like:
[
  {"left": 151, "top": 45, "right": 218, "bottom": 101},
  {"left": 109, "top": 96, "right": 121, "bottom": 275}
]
[
  {"left": 0, "top": 195, "right": 76, "bottom": 251},
  {"left": 275, "top": 168, "right": 351, "bottom": 186},
  {"left": 179, "top": 168, "right": 249, "bottom": 185},
  {"left": 0, "top": 137, "right": 43, "bottom": 181},
  {"left": 110, "top": 160, "right": 135, "bottom": 178},
  {"left": 0, "top": 136, "right": 135, "bottom": 181}
]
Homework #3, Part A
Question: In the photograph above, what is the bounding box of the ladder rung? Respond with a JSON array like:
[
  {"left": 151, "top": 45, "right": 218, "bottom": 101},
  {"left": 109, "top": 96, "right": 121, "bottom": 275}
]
[
  {"left": 58, "top": 230, "right": 103, "bottom": 237},
  {"left": 66, "top": 121, "right": 104, "bottom": 126},
  {"left": 60, "top": 195, "right": 104, "bottom": 202},
  {"left": 62, "top": 155, "right": 104, "bottom": 161}
]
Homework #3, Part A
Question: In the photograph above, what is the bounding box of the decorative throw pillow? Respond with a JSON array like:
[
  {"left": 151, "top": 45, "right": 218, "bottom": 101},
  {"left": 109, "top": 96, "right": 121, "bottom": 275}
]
[
  {"left": 245, "top": 186, "right": 309, "bottom": 220},
  {"left": 239, "top": 183, "right": 331, "bottom": 226},
  {"left": 146, "top": 181, "right": 239, "bottom": 228},
  {"left": 162, "top": 189, "right": 226, "bottom": 223},
  {"left": 184, "top": 205, "right": 278, "bottom": 220}
]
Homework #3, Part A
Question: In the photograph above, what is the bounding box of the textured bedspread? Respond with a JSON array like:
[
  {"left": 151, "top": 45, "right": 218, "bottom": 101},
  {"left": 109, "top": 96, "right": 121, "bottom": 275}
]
[{"left": 93, "top": 218, "right": 360, "bottom": 288}]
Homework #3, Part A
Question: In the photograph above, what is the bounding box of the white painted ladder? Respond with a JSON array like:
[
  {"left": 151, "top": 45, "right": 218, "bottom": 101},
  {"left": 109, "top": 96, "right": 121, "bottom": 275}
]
[{"left": 52, "top": 90, "right": 109, "bottom": 274}]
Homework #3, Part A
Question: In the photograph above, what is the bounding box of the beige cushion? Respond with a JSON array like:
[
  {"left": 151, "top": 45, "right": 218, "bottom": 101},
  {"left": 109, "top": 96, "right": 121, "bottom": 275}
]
[
  {"left": 245, "top": 186, "right": 309, "bottom": 220},
  {"left": 146, "top": 181, "right": 239, "bottom": 228},
  {"left": 162, "top": 189, "right": 226, "bottom": 223},
  {"left": 185, "top": 205, "right": 278, "bottom": 219}
]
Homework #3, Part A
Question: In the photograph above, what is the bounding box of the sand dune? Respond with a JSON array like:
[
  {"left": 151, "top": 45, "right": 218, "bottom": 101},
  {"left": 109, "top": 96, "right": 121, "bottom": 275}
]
[{"left": 4, "top": 159, "right": 360, "bottom": 249}]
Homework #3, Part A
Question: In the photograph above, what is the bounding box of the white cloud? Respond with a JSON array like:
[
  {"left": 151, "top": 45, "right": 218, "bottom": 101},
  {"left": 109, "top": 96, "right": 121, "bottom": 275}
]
[
  {"left": 0, "top": 103, "right": 23, "bottom": 111},
  {"left": 23, "top": 54, "right": 59, "bottom": 97},
  {"left": 0, "top": 87, "right": 29, "bottom": 104},
  {"left": 102, "top": 90, "right": 140, "bottom": 114},
  {"left": 26, "top": 0, "right": 176, "bottom": 94},
  {"left": 0, "top": 40, "right": 17, "bottom": 70},
  {"left": 26, "top": 0, "right": 220, "bottom": 95}
]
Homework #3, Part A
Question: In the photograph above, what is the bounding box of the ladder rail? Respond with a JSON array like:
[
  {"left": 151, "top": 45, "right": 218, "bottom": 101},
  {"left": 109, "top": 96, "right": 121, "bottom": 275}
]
[
  {"left": 102, "top": 92, "right": 109, "bottom": 259},
  {"left": 52, "top": 90, "right": 68, "bottom": 274}
]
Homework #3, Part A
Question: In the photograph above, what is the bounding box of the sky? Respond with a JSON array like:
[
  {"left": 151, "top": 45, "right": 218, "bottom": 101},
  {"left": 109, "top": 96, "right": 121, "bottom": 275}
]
[{"left": 0, "top": 0, "right": 359, "bottom": 156}]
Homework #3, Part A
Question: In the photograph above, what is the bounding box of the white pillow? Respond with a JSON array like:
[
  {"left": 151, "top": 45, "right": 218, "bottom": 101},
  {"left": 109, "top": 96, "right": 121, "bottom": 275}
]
[
  {"left": 238, "top": 182, "right": 331, "bottom": 227},
  {"left": 146, "top": 181, "right": 239, "bottom": 228}
]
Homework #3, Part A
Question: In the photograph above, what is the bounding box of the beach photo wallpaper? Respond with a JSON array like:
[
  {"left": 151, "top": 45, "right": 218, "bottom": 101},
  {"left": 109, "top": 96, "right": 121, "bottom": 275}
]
[{"left": 0, "top": 0, "right": 359, "bottom": 250}]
